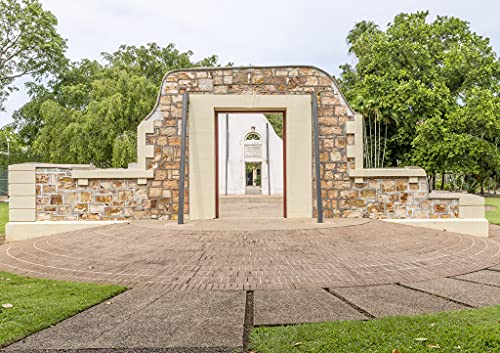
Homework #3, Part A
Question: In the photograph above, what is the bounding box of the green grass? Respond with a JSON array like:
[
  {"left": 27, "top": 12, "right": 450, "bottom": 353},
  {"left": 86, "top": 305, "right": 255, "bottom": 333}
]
[
  {"left": 485, "top": 196, "right": 500, "bottom": 225},
  {"left": 0, "top": 202, "right": 7, "bottom": 236},
  {"left": 0, "top": 272, "right": 125, "bottom": 347},
  {"left": 250, "top": 305, "right": 500, "bottom": 353}
]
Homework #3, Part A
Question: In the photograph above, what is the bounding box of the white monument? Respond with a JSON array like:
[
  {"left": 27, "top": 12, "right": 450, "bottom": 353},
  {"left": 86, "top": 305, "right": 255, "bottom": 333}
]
[{"left": 218, "top": 113, "right": 283, "bottom": 195}]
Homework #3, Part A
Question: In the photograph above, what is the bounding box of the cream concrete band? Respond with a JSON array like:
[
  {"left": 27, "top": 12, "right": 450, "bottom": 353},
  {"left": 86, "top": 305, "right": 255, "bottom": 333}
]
[
  {"left": 189, "top": 94, "right": 313, "bottom": 220},
  {"left": 383, "top": 218, "right": 489, "bottom": 238},
  {"left": 6, "top": 221, "right": 129, "bottom": 242},
  {"left": 349, "top": 167, "right": 427, "bottom": 178},
  {"left": 345, "top": 113, "right": 364, "bottom": 169},
  {"left": 8, "top": 164, "right": 36, "bottom": 222},
  {"left": 430, "top": 191, "right": 485, "bottom": 219},
  {"left": 136, "top": 110, "right": 161, "bottom": 169}
]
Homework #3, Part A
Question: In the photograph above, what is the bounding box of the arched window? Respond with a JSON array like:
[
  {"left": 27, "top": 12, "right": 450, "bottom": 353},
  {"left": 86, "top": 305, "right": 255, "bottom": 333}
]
[{"left": 245, "top": 132, "right": 261, "bottom": 141}]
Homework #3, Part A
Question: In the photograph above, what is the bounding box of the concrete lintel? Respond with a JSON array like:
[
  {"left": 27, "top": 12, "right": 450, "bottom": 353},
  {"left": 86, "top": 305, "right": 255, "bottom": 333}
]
[
  {"left": 6, "top": 221, "right": 129, "bottom": 242},
  {"left": 72, "top": 169, "right": 154, "bottom": 179},
  {"left": 349, "top": 167, "right": 426, "bottom": 178},
  {"left": 383, "top": 218, "right": 489, "bottom": 238}
]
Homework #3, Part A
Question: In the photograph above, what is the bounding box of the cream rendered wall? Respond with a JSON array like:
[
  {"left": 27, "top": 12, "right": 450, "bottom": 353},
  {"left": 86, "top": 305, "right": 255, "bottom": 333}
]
[
  {"left": 189, "top": 95, "right": 312, "bottom": 220},
  {"left": 218, "top": 113, "right": 283, "bottom": 195}
]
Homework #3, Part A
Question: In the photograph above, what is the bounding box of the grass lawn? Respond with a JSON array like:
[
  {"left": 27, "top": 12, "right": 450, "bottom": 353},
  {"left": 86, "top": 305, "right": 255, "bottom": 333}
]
[
  {"left": 250, "top": 305, "right": 500, "bottom": 353},
  {"left": 485, "top": 196, "right": 500, "bottom": 225},
  {"left": 0, "top": 272, "right": 125, "bottom": 347},
  {"left": 0, "top": 202, "right": 7, "bottom": 237}
]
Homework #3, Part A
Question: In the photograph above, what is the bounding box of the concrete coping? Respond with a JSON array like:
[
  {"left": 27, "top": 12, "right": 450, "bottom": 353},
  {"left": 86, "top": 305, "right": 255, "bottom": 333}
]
[
  {"left": 349, "top": 167, "right": 427, "bottom": 178},
  {"left": 9, "top": 163, "right": 93, "bottom": 171}
]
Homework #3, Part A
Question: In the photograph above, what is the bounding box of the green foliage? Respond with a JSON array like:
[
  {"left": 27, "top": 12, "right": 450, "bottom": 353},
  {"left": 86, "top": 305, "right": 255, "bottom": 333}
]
[
  {"left": 14, "top": 43, "right": 219, "bottom": 167},
  {"left": 0, "top": 202, "right": 7, "bottom": 235},
  {"left": 264, "top": 113, "right": 283, "bottom": 138},
  {"left": 339, "top": 11, "right": 500, "bottom": 186},
  {"left": 112, "top": 131, "right": 136, "bottom": 168},
  {"left": 0, "top": 0, "right": 67, "bottom": 110},
  {"left": 0, "top": 271, "right": 125, "bottom": 347},
  {"left": 0, "top": 125, "right": 33, "bottom": 168},
  {"left": 251, "top": 305, "right": 500, "bottom": 353}
]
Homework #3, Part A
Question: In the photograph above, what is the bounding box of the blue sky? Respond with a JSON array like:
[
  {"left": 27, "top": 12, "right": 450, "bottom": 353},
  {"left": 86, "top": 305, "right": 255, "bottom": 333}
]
[{"left": 1, "top": 0, "right": 499, "bottom": 126}]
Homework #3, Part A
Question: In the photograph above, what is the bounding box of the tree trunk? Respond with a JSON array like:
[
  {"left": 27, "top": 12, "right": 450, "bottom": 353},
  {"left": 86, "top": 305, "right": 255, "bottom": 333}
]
[{"left": 440, "top": 173, "right": 445, "bottom": 190}]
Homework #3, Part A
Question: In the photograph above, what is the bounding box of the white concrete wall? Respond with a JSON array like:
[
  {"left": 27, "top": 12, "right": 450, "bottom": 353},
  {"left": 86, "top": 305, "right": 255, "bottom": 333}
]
[{"left": 218, "top": 113, "right": 283, "bottom": 195}]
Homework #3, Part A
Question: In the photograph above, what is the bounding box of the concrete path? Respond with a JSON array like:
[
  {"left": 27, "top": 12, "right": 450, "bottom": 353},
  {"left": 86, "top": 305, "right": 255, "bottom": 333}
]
[
  {"left": 6, "top": 266, "right": 500, "bottom": 352},
  {"left": 2, "top": 223, "right": 500, "bottom": 352}
]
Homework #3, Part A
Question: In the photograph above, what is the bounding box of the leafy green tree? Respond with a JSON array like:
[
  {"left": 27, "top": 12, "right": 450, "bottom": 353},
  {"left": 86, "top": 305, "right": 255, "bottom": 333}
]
[
  {"left": 0, "top": 124, "right": 33, "bottom": 168},
  {"left": 339, "top": 11, "right": 500, "bottom": 190},
  {"left": 15, "top": 43, "right": 219, "bottom": 167},
  {"left": 0, "top": 0, "right": 67, "bottom": 110}
]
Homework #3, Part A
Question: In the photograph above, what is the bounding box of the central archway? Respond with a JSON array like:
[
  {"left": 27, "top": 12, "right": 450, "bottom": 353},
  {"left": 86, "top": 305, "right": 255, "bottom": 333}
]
[{"left": 188, "top": 95, "right": 312, "bottom": 220}]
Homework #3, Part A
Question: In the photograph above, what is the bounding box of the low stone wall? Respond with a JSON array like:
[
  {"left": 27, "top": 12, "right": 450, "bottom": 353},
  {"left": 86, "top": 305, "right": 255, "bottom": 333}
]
[
  {"left": 35, "top": 168, "right": 152, "bottom": 221},
  {"left": 32, "top": 168, "right": 459, "bottom": 222},
  {"left": 346, "top": 177, "right": 459, "bottom": 219}
]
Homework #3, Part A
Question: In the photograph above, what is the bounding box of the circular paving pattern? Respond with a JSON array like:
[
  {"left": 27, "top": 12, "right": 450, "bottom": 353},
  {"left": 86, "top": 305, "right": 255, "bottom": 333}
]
[{"left": 0, "top": 219, "right": 499, "bottom": 290}]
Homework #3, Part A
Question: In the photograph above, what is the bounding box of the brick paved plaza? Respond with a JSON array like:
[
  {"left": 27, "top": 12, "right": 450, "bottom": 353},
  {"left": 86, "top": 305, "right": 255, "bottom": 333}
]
[{"left": 1, "top": 219, "right": 498, "bottom": 290}]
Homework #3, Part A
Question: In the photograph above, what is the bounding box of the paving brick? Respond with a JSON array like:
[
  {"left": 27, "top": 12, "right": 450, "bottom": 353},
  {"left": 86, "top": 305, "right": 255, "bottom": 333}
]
[{"left": 0, "top": 220, "right": 499, "bottom": 289}]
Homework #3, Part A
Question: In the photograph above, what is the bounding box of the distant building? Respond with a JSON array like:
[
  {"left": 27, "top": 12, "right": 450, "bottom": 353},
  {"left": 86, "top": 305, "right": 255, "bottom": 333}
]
[{"left": 217, "top": 113, "right": 283, "bottom": 195}]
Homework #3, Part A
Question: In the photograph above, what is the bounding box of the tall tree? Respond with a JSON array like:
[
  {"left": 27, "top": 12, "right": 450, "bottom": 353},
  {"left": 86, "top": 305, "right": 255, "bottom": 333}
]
[
  {"left": 339, "top": 11, "right": 500, "bottom": 183},
  {"left": 0, "top": 0, "right": 67, "bottom": 110},
  {"left": 15, "top": 43, "right": 219, "bottom": 167}
]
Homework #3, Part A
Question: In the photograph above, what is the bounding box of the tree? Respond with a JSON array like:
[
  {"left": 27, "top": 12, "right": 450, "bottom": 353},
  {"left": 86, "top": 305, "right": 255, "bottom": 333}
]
[
  {"left": 0, "top": 0, "right": 67, "bottom": 110},
  {"left": 339, "top": 11, "right": 500, "bottom": 189},
  {"left": 0, "top": 124, "right": 32, "bottom": 168},
  {"left": 15, "top": 43, "right": 219, "bottom": 167}
]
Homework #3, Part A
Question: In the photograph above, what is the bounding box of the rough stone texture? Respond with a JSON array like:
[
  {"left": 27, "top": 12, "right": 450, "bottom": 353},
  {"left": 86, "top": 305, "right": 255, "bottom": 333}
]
[
  {"left": 345, "top": 177, "right": 459, "bottom": 219},
  {"left": 253, "top": 288, "right": 367, "bottom": 325},
  {"left": 333, "top": 284, "right": 465, "bottom": 317},
  {"left": 6, "top": 289, "right": 245, "bottom": 351},
  {"left": 1, "top": 220, "right": 499, "bottom": 290},
  {"left": 35, "top": 168, "right": 150, "bottom": 221},
  {"left": 31, "top": 66, "right": 459, "bottom": 221},
  {"left": 402, "top": 278, "right": 500, "bottom": 307}
]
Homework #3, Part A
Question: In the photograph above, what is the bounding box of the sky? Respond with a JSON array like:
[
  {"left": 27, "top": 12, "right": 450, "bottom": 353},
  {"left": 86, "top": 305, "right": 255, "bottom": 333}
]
[{"left": 1, "top": 0, "right": 499, "bottom": 127}]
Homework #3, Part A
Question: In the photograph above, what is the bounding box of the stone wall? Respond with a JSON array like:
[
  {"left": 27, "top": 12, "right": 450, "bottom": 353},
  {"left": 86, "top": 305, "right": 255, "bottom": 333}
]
[
  {"left": 347, "top": 177, "right": 459, "bottom": 219},
  {"left": 23, "top": 66, "right": 460, "bottom": 221},
  {"left": 35, "top": 168, "right": 150, "bottom": 221},
  {"left": 154, "top": 66, "right": 352, "bottom": 220}
]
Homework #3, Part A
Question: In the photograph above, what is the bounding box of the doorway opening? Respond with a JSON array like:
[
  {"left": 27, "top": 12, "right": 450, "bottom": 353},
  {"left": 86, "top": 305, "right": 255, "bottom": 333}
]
[
  {"left": 215, "top": 111, "right": 286, "bottom": 219},
  {"left": 245, "top": 162, "right": 262, "bottom": 194}
]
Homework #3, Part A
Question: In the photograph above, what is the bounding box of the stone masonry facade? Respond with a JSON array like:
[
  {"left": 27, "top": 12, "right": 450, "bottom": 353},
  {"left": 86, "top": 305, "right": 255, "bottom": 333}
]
[
  {"left": 35, "top": 168, "right": 150, "bottom": 221},
  {"left": 33, "top": 66, "right": 459, "bottom": 221}
]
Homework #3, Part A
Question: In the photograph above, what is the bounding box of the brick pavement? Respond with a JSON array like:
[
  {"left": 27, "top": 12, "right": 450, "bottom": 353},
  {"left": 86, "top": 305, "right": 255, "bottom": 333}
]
[{"left": 0, "top": 219, "right": 499, "bottom": 290}]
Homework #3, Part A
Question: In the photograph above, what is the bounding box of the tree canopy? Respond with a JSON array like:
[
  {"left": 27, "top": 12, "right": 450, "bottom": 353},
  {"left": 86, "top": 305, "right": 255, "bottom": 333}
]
[
  {"left": 339, "top": 11, "right": 500, "bottom": 190},
  {"left": 12, "top": 43, "right": 219, "bottom": 167},
  {"left": 0, "top": 0, "right": 67, "bottom": 110}
]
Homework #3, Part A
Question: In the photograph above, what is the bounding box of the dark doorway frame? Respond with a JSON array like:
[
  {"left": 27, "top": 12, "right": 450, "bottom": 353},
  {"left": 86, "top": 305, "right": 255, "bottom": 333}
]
[{"left": 214, "top": 110, "right": 287, "bottom": 219}]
